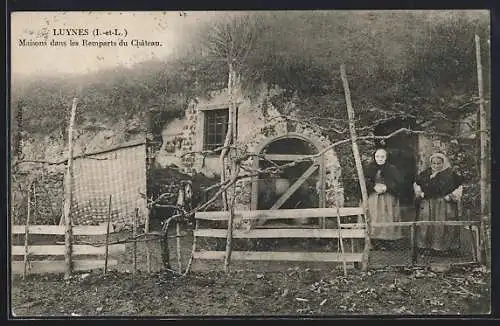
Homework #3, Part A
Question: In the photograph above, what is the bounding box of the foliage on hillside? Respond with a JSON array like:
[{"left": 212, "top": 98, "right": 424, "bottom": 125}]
[
  {"left": 10, "top": 57, "right": 227, "bottom": 145},
  {"left": 11, "top": 11, "right": 489, "bottom": 208},
  {"left": 12, "top": 11, "right": 489, "bottom": 143}
]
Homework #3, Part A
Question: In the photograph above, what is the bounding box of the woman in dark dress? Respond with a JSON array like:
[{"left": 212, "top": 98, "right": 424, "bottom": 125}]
[
  {"left": 413, "top": 153, "right": 463, "bottom": 255},
  {"left": 364, "top": 148, "right": 404, "bottom": 249}
]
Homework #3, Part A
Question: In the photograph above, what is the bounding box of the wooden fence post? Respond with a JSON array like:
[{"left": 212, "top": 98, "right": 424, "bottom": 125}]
[
  {"left": 145, "top": 208, "right": 151, "bottom": 273},
  {"left": 475, "top": 34, "right": 489, "bottom": 265},
  {"left": 176, "top": 220, "right": 182, "bottom": 273},
  {"left": 133, "top": 207, "right": 138, "bottom": 277},
  {"left": 23, "top": 183, "right": 32, "bottom": 280},
  {"left": 340, "top": 64, "right": 370, "bottom": 272},
  {"left": 63, "top": 98, "right": 78, "bottom": 280},
  {"left": 104, "top": 195, "right": 112, "bottom": 275},
  {"left": 410, "top": 223, "right": 417, "bottom": 265},
  {"left": 32, "top": 182, "right": 36, "bottom": 225}
]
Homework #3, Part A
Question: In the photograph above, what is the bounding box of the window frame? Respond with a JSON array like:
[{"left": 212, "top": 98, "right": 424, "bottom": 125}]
[{"left": 203, "top": 108, "right": 228, "bottom": 153}]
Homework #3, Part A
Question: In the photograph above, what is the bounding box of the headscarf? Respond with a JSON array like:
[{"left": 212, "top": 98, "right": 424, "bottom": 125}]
[
  {"left": 364, "top": 148, "right": 402, "bottom": 195},
  {"left": 415, "top": 152, "right": 462, "bottom": 198},
  {"left": 429, "top": 152, "right": 451, "bottom": 178}
]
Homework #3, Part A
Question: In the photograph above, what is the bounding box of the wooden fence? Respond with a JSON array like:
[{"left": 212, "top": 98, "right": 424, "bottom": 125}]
[
  {"left": 11, "top": 224, "right": 125, "bottom": 275},
  {"left": 193, "top": 207, "right": 368, "bottom": 269},
  {"left": 193, "top": 207, "right": 484, "bottom": 271}
]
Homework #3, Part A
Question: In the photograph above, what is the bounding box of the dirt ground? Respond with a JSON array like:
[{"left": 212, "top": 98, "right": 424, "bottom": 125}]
[
  {"left": 11, "top": 264, "right": 490, "bottom": 317},
  {"left": 10, "top": 219, "right": 490, "bottom": 317}
]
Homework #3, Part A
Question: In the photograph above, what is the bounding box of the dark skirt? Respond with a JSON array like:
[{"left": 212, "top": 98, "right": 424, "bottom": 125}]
[
  {"left": 368, "top": 192, "right": 402, "bottom": 240},
  {"left": 416, "top": 197, "right": 460, "bottom": 251}
]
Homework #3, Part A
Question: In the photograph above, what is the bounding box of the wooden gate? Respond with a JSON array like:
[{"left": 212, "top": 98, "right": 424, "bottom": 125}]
[{"left": 250, "top": 134, "right": 329, "bottom": 228}]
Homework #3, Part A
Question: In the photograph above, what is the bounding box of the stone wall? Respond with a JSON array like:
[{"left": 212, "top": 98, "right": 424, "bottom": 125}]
[
  {"left": 156, "top": 84, "right": 345, "bottom": 211},
  {"left": 11, "top": 162, "right": 65, "bottom": 225}
]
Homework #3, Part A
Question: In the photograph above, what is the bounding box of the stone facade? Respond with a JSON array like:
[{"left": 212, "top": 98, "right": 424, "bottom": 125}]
[{"left": 156, "top": 85, "right": 345, "bottom": 211}]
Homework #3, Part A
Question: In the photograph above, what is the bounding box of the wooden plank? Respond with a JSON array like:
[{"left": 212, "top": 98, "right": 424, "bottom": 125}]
[
  {"left": 271, "top": 163, "right": 319, "bottom": 210},
  {"left": 193, "top": 251, "right": 363, "bottom": 262},
  {"left": 12, "top": 259, "right": 118, "bottom": 274},
  {"left": 194, "top": 228, "right": 366, "bottom": 239},
  {"left": 12, "top": 224, "right": 113, "bottom": 235},
  {"left": 12, "top": 244, "right": 126, "bottom": 256},
  {"left": 371, "top": 221, "right": 481, "bottom": 227},
  {"left": 262, "top": 154, "right": 313, "bottom": 161},
  {"left": 195, "top": 207, "right": 364, "bottom": 221},
  {"left": 340, "top": 223, "right": 365, "bottom": 229},
  {"left": 255, "top": 223, "right": 320, "bottom": 229}
]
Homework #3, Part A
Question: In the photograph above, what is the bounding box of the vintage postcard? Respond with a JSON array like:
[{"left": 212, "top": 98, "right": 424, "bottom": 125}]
[{"left": 9, "top": 10, "right": 491, "bottom": 317}]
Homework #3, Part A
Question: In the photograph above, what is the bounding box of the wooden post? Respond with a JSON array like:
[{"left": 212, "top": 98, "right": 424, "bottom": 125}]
[
  {"left": 176, "top": 221, "right": 182, "bottom": 273},
  {"left": 104, "top": 195, "right": 112, "bottom": 275},
  {"left": 145, "top": 207, "right": 151, "bottom": 273},
  {"left": 143, "top": 138, "right": 151, "bottom": 273},
  {"left": 481, "top": 221, "right": 491, "bottom": 265},
  {"left": 335, "top": 197, "right": 347, "bottom": 276},
  {"left": 224, "top": 64, "right": 237, "bottom": 273},
  {"left": 23, "top": 183, "right": 32, "bottom": 280},
  {"left": 475, "top": 34, "right": 488, "bottom": 217},
  {"left": 175, "top": 188, "right": 184, "bottom": 274},
  {"left": 63, "top": 97, "right": 78, "bottom": 280},
  {"left": 133, "top": 208, "right": 138, "bottom": 277},
  {"left": 340, "top": 64, "right": 370, "bottom": 271},
  {"left": 161, "top": 222, "right": 171, "bottom": 270},
  {"left": 319, "top": 154, "right": 326, "bottom": 229},
  {"left": 472, "top": 225, "right": 481, "bottom": 264},
  {"left": 469, "top": 225, "right": 478, "bottom": 262},
  {"left": 475, "top": 34, "right": 489, "bottom": 264},
  {"left": 410, "top": 223, "right": 417, "bottom": 265},
  {"left": 32, "top": 183, "right": 36, "bottom": 225}
]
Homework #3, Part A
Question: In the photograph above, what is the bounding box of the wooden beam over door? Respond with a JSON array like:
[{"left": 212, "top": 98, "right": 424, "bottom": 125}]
[
  {"left": 262, "top": 154, "right": 313, "bottom": 161},
  {"left": 270, "top": 163, "right": 319, "bottom": 210}
]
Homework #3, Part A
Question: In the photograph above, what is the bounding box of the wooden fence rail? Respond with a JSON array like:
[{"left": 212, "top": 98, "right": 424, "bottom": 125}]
[
  {"left": 11, "top": 224, "right": 124, "bottom": 275},
  {"left": 12, "top": 224, "right": 115, "bottom": 235},
  {"left": 195, "top": 207, "right": 364, "bottom": 221},
  {"left": 193, "top": 207, "right": 367, "bottom": 267},
  {"left": 193, "top": 208, "right": 483, "bottom": 270}
]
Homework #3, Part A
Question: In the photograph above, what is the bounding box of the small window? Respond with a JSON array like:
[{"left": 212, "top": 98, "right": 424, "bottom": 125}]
[{"left": 203, "top": 107, "right": 238, "bottom": 153}]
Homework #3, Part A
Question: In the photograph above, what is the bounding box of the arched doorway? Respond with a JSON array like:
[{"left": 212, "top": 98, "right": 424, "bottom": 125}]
[{"left": 250, "top": 133, "right": 326, "bottom": 223}]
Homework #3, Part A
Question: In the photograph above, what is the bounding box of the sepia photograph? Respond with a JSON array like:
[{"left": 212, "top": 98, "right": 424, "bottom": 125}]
[{"left": 9, "top": 10, "right": 491, "bottom": 317}]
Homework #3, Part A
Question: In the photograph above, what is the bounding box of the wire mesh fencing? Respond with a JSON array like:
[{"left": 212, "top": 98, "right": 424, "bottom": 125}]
[
  {"left": 70, "top": 142, "right": 148, "bottom": 227},
  {"left": 368, "top": 221, "right": 480, "bottom": 267}
]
